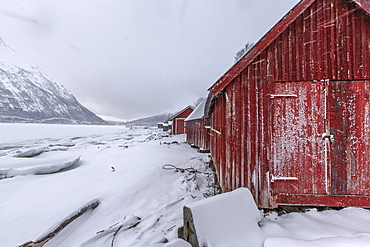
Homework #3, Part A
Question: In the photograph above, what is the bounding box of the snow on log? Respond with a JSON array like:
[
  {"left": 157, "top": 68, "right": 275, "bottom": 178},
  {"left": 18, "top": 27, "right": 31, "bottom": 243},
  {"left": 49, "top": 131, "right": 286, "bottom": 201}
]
[
  {"left": 150, "top": 238, "right": 191, "bottom": 247},
  {"left": 15, "top": 147, "right": 46, "bottom": 158},
  {"left": 183, "top": 188, "right": 263, "bottom": 247},
  {"left": 19, "top": 199, "right": 100, "bottom": 247},
  {"left": 1, "top": 156, "right": 81, "bottom": 179}
]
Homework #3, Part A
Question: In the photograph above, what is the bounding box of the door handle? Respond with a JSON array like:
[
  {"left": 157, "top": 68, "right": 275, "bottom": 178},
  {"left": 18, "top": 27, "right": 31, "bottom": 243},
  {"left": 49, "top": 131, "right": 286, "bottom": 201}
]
[{"left": 322, "top": 132, "right": 335, "bottom": 142}]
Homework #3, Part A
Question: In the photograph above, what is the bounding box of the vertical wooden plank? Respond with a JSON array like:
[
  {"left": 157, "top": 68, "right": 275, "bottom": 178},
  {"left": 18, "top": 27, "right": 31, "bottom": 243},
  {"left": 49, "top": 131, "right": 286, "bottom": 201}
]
[
  {"left": 322, "top": 0, "right": 331, "bottom": 79},
  {"left": 256, "top": 67, "right": 263, "bottom": 206},
  {"left": 239, "top": 71, "right": 244, "bottom": 189},
  {"left": 311, "top": 1, "right": 319, "bottom": 80},
  {"left": 296, "top": 14, "right": 305, "bottom": 81},
  {"left": 246, "top": 67, "right": 253, "bottom": 193},
  {"left": 239, "top": 74, "right": 244, "bottom": 189},
  {"left": 289, "top": 23, "right": 298, "bottom": 81},
  {"left": 313, "top": 81, "right": 326, "bottom": 193},
  {"left": 307, "top": 3, "right": 314, "bottom": 80},
  {"left": 207, "top": 117, "right": 211, "bottom": 150},
  {"left": 305, "top": 82, "right": 314, "bottom": 193},
  {"left": 269, "top": 43, "right": 277, "bottom": 81},
  {"left": 348, "top": 81, "right": 361, "bottom": 193},
  {"left": 211, "top": 102, "right": 217, "bottom": 186},
  {"left": 234, "top": 75, "right": 242, "bottom": 189},
  {"left": 338, "top": 81, "right": 370, "bottom": 195},
  {"left": 316, "top": 0, "right": 324, "bottom": 79},
  {"left": 217, "top": 97, "right": 223, "bottom": 189},
  {"left": 353, "top": 7, "right": 362, "bottom": 79},
  {"left": 199, "top": 119, "right": 203, "bottom": 149},
  {"left": 225, "top": 87, "right": 232, "bottom": 190},
  {"left": 341, "top": 0, "right": 351, "bottom": 80},
  {"left": 221, "top": 93, "right": 228, "bottom": 191},
  {"left": 230, "top": 82, "right": 236, "bottom": 190},
  {"left": 266, "top": 46, "right": 273, "bottom": 82},
  {"left": 244, "top": 68, "right": 250, "bottom": 190},
  {"left": 362, "top": 82, "right": 370, "bottom": 192},
  {"left": 281, "top": 30, "right": 288, "bottom": 81},
  {"left": 337, "top": 1, "right": 345, "bottom": 80},
  {"left": 329, "top": 0, "right": 336, "bottom": 80},
  {"left": 220, "top": 95, "right": 226, "bottom": 191},
  {"left": 276, "top": 37, "right": 282, "bottom": 81},
  {"left": 209, "top": 108, "right": 215, "bottom": 183},
  {"left": 328, "top": 81, "right": 349, "bottom": 194},
  {"left": 345, "top": 1, "right": 353, "bottom": 80},
  {"left": 362, "top": 10, "right": 370, "bottom": 79},
  {"left": 259, "top": 60, "right": 272, "bottom": 207},
  {"left": 251, "top": 65, "right": 259, "bottom": 203},
  {"left": 334, "top": 1, "right": 341, "bottom": 80},
  {"left": 214, "top": 97, "right": 221, "bottom": 189}
]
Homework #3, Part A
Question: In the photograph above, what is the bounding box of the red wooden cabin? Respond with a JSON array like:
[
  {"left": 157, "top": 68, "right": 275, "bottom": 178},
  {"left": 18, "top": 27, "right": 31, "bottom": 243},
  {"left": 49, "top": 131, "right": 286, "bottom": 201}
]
[
  {"left": 185, "top": 100, "right": 210, "bottom": 151},
  {"left": 169, "top": 106, "right": 194, "bottom": 135},
  {"left": 207, "top": 0, "right": 370, "bottom": 208}
]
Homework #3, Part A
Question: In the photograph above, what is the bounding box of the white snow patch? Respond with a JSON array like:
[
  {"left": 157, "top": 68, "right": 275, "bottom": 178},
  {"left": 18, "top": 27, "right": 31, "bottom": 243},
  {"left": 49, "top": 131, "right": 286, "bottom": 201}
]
[
  {"left": 264, "top": 234, "right": 370, "bottom": 247},
  {"left": 185, "top": 100, "right": 205, "bottom": 121},
  {"left": 261, "top": 207, "right": 370, "bottom": 246},
  {"left": 151, "top": 238, "right": 191, "bottom": 247},
  {"left": 186, "top": 187, "right": 264, "bottom": 247}
]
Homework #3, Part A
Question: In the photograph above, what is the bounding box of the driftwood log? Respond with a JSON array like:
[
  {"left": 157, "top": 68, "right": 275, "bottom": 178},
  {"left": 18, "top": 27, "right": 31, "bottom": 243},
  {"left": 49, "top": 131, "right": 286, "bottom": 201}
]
[{"left": 20, "top": 199, "right": 100, "bottom": 247}]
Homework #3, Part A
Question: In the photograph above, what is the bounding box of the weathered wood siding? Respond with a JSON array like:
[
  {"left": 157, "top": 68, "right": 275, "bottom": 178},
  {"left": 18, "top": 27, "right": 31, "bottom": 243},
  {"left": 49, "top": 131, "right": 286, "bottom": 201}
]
[
  {"left": 186, "top": 118, "right": 210, "bottom": 150},
  {"left": 209, "top": 0, "right": 370, "bottom": 208},
  {"left": 267, "top": 0, "right": 370, "bottom": 82}
]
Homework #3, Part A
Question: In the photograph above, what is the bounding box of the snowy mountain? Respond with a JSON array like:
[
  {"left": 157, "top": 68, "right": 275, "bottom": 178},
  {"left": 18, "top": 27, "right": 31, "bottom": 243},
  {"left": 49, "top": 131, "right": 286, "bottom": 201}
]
[
  {"left": 123, "top": 112, "right": 174, "bottom": 127},
  {"left": 0, "top": 38, "right": 106, "bottom": 125}
]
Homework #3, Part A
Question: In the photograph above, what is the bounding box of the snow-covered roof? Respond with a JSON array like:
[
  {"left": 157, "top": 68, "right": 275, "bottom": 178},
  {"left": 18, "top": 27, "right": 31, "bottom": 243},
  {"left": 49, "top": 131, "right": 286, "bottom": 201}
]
[
  {"left": 185, "top": 101, "right": 206, "bottom": 121},
  {"left": 168, "top": 105, "right": 194, "bottom": 121}
]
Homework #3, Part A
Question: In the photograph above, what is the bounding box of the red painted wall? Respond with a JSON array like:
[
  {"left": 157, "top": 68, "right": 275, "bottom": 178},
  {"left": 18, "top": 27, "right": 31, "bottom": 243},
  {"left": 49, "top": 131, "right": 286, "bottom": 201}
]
[
  {"left": 185, "top": 118, "right": 210, "bottom": 150},
  {"left": 208, "top": 0, "right": 370, "bottom": 208},
  {"left": 172, "top": 108, "right": 193, "bottom": 135}
]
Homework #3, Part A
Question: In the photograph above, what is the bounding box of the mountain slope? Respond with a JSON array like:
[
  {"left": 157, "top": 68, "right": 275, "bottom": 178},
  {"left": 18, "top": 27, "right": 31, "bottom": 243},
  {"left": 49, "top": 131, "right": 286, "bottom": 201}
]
[
  {"left": 124, "top": 113, "right": 174, "bottom": 127},
  {"left": 0, "top": 38, "right": 106, "bottom": 125}
]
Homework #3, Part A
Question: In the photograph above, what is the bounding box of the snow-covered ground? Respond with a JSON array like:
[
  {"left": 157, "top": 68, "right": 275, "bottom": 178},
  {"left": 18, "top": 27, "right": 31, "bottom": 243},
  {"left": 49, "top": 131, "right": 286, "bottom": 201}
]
[{"left": 1, "top": 123, "right": 370, "bottom": 247}]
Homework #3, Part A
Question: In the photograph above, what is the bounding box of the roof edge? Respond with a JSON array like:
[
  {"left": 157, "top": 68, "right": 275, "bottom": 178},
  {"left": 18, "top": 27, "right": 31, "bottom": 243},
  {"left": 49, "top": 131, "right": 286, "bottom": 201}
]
[
  {"left": 208, "top": 0, "right": 315, "bottom": 94},
  {"left": 209, "top": 0, "right": 370, "bottom": 95},
  {"left": 185, "top": 100, "right": 206, "bottom": 121},
  {"left": 352, "top": 0, "right": 370, "bottom": 13},
  {"left": 167, "top": 105, "right": 194, "bottom": 121}
]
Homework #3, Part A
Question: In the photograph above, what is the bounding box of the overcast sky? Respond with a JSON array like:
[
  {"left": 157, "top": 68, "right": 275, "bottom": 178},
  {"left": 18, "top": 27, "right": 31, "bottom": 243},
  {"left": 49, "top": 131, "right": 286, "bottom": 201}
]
[{"left": 0, "top": 0, "right": 300, "bottom": 121}]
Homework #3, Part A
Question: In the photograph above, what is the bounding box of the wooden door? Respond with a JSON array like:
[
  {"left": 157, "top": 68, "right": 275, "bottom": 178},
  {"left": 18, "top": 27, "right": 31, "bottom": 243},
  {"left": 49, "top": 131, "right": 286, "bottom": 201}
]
[
  {"left": 175, "top": 118, "right": 186, "bottom": 134},
  {"left": 328, "top": 81, "right": 370, "bottom": 195},
  {"left": 271, "top": 81, "right": 327, "bottom": 195}
]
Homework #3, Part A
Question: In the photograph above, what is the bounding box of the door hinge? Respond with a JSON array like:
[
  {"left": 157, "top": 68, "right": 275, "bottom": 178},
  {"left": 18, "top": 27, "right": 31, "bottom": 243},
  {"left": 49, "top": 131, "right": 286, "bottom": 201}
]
[{"left": 271, "top": 175, "right": 298, "bottom": 183}]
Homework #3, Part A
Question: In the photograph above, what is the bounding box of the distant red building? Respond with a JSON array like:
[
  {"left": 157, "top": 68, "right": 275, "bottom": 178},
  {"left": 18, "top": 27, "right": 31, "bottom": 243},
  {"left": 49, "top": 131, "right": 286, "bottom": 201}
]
[
  {"left": 185, "top": 100, "right": 210, "bottom": 151},
  {"left": 168, "top": 106, "right": 193, "bottom": 135}
]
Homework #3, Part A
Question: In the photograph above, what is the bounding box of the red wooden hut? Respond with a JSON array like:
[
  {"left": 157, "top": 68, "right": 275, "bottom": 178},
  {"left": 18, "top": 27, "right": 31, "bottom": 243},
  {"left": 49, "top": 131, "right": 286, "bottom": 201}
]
[
  {"left": 168, "top": 106, "right": 194, "bottom": 135},
  {"left": 207, "top": 0, "right": 370, "bottom": 208},
  {"left": 185, "top": 100, "right": 210, "bottom": 151}
]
